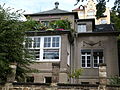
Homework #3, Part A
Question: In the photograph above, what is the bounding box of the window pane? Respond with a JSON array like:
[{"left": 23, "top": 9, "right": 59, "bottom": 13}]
[
  {"left": 52, "top": 37, "right": 60, "bottom": 47},
  {"left": 33, "top": 38, "right": 40, "bottom": 48},
  {"left": 43, "top": 49, "right": 59, "bottom": 59},
  {"left": 87, "top": 64, "right": 90, "bottom": 67},
  {"left": 25, "top": 38, "right": 32, "bottom": 48},
  {"left": 81, "top": 50, "right": 91, "bottom": 68},
  {"left": 41, "top": 21, "right": 49, "bottom": 26},
  {"left": 94, "top": 64, "right": 98, "bottom": 67},
  {"left": 101, "top": 19, "right": 107, "bottom": 24},
  {"left": 82, "top": 64, "right": 85, "bottom": 67},
  {"left": 44, "top": 37, "right": 51, "bottom": 47},
  {"left": 29, "top": 49, "right": 40, "bottom": 60},
  {"left": 78, "top": 24, "right": 86, "bottom": 32},
  {"left": 87, "top": 56, "right": 91, "bottom": 67},
  {"left": 93, "top": 51, "right": 103, "bottom": 67}
]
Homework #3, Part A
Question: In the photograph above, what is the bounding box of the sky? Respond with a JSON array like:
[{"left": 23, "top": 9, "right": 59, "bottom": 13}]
[{"left": 0, "top": 0, "right": 114, "bottom": 14}]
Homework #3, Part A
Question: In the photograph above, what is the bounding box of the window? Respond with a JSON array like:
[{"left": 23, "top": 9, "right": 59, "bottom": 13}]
[
  {"left": 25, "top": 36, "right": 61, "bottom": 61},
  {"left": 87, "top": 10, "right": 94, "bottom": 16},
  {"left": 25, "top": 37, "right": 32, "bottom": 48},
  {"left": 43, "top": 36, "right": 60, "bottom": 61},
  {"left": 44, "top": 37, "right": 51, "bottom": 47},
  {"left": 81, "top": 82, "right": 89, "bottom": 84},
  {"left": 78, "top": 24, "right": 86, "bottom": 32},
  {"left": 79, "top": 11, "right": 84, "bottom": 16},
  {"left": 26, "top": 76, "right": 34, "bottom": 82},
  {"left": 41, "top": 21, "right": 49, "bottom": 26},
  {"left": 81, "top": 50, "right": 91, "bottom": 68},
  {"left": 81, "top": 49, "right": 104, "bottom": 68},
  {"left": 33, "top": 37, "right": 41, "bottom": 48},
  {"left": 25, "top": 37, "right": 41, "bottom": 60},
  {"left": 44, "top": 77, "right": 52, "bottom": 83},
  {"left": 101, "top": 19, "right": 107, "bottom": 24},
  {"left": 43, "top": 49, "right": 59, "bottom": 59},
  {"left": 93, "top": 50, "right": 103, "bottom": 68}
]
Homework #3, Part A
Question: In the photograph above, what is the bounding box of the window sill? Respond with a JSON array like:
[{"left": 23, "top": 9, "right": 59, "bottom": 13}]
[{"left": 31, "top": 60, "right": 60, "bottom": 63}]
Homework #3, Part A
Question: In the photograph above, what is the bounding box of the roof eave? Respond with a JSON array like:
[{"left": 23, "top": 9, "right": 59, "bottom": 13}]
[{"left": 77, "top": 31, "right": 120, "bottom": 36}]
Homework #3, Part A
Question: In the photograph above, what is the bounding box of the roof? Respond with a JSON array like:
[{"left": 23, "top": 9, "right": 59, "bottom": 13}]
[
  {"left": 26, "top": 30, "right": 71, "bottom": 36},
  {"left": 24, "top": 2, "right": 78, "bottom": 19},
  {"left": 94, "top": 24, "right": 115, "bottom": 32},
  {"left": 77, "top": 24, "right": 120, "bottom": 36},
  {"left": 72, "top": 5, "right": 85, "bottom": 11},
  {"left": 35, "top": 8, "right": 69, "bottom": 15}
]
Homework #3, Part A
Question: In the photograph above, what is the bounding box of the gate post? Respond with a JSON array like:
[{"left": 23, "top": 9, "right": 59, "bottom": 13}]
[{"left": 98, "top": 63, "right": 107, "bottom": 90}]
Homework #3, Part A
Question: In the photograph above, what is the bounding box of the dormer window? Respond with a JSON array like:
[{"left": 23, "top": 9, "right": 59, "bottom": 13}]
[{"left": 77, "top": 24, "right": 86, "bottom": 32}]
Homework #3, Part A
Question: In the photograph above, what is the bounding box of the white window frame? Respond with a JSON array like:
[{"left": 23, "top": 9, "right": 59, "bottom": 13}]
[
  {"left": 43, "top": 36, "right": 61, "bottom": 61},
  {"left": 81, "top": 49, "right": 104, "bottom": 68},
  {"left": 26, "top": 36, "right": 61, "bottom": 62},
  {"left": 78, "top": 24, "right": 86, "bottom": 32},
  {"left": 81, "top": 51, "right": 91, "bottom": 68}
]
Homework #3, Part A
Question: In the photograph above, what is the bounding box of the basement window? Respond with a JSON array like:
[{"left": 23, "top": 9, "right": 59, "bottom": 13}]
[
  {"left": 81, "top": 82, "right": 89, "bottom": 84},
  {"left": 44, "top": 77, "right": 52, "bottom": 83},
  {"left": 26, "top": 76, "right": 34, "bottom": 83}
]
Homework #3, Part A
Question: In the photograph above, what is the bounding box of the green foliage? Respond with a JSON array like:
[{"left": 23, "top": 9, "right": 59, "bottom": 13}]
[
  {"left": 96, "top": 0, "right": 106, "bottom": 19},
  {"left": 69, "top": 68, "right": 83, "bottom": 79},
  {"left": 49, "top": 19, "right": 71, "bottom": 30},
  {"left": 111, "top": 10, "right": 120, "bottom": 31},
  {"left": 112, "top": 0, "right": 120, "bottom": 17},
  {"left": 109, "top": 76, "right": 120, "bottom": 85},
  {"left": 24, "top": 16, "right": 48, "bottom": 30},
  {"left": 0, "top": 5, "right": 32, "bottom": 82},
  {"left": 24, "top": 18, "right": 72, "bottom": 31}
]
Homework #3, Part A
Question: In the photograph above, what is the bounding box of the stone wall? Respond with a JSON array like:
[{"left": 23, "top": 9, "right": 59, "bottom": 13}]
[{"left": 0, "top": 83, "right": 120, "bottom": 90}]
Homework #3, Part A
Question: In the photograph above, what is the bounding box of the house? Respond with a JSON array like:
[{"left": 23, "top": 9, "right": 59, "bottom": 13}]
[
  {"left": 24, "top": 2, "right": 119, "bottom": 84},
  {"left": 72, "top": 0, "right": 110, "bottom": 25},
  {"left": 73, "top": 19, "right": 119, "bottom": 84},
  {"left": 24, "top": 2, "right": 78, "bottom": 83}
]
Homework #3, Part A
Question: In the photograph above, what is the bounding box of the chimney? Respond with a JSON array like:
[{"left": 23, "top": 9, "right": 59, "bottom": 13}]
[{"left": 55, "top": 2, "right": 59, "bottom": 9}]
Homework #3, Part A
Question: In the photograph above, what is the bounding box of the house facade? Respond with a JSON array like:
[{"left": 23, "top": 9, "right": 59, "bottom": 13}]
[
  {"left": 24, "top": 2, "right": 119, "bottom": 84},
  {"left": 72, "top": 0, "right": 110, "bottom": 25},
  {"left": 24, "top": 2, "right": 78, "bottom": 83},
  {"left": 73, "top": 19, "right": 119, "bottom": 84}
]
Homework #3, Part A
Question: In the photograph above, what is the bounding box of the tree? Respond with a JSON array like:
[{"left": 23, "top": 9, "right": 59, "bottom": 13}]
[
  {"left": 96, "top": 0, "right": 106, "bottom": 19},
  {"left": 69, "top": 68, "right": 83, "bottom": 83},
  {"left": 0, "top": 5, "right": 33, "bottom": 82},
  {"left": 110, "top": 10, "right": 120, "bottom": 31},
  {"left": 112, "top": 0, "right": 120, "bottom": 17}
]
